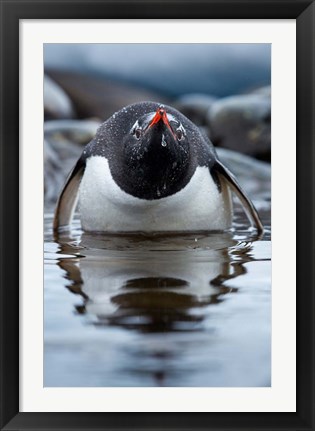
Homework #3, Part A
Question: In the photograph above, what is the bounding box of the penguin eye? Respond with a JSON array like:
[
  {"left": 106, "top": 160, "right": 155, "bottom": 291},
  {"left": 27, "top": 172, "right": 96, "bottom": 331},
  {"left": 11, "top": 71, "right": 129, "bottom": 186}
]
[
  {"left": 131, "top": 121, "right": 143, "bottom": 140},
  {"left": 175, "top": 126, "right": 185, "bottom": 141},
  {"left": 133, "top": 127, "right": 142, "bottom": 140},
  {"left": 135, "top": 129, "right": 142, "bottom": 139}
]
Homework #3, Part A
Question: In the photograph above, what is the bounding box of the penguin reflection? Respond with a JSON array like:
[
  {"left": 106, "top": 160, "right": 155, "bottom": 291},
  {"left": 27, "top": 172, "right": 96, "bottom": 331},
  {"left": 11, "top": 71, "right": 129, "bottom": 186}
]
[{"left": 57, "top": 232, "right": 253, "bottom": 332}]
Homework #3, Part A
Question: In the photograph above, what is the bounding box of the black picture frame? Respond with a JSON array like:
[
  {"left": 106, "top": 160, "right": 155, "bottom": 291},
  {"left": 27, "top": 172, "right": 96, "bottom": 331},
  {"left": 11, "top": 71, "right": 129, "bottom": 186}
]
[{"left": 0, "top": 1, "right": 314, "bottom": 430}]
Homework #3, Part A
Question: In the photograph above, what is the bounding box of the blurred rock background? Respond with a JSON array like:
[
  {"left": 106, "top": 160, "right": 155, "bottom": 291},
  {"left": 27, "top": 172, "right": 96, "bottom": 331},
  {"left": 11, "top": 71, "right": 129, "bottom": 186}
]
[{"left": 44, "top": 44, "right": 271, "bottom": 210}]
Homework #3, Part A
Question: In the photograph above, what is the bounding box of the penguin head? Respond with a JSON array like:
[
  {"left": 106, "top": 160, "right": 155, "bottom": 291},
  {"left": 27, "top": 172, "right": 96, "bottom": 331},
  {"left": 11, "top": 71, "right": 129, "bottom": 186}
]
[
  {"left": 128, "top": 105, "right": 187, "bottom": 149},
  {"left": 90, "top": 102, "right": 206, "bottom": 200},
  {"left": 123, "top": 105, "right": 190, "bottom": 169}
]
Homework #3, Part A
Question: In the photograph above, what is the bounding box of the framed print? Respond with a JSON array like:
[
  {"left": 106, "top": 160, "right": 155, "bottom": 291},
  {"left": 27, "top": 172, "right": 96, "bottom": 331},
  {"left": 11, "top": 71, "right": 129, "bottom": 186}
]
[{"left": 1, "top": 1, "right": 314, "bottom": 430}]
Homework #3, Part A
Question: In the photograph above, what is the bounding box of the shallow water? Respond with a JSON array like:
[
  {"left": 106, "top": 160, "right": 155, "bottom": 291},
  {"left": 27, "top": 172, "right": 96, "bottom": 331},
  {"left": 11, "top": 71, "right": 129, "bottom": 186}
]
[{"left": 44, "top": 201, "right": 271, "bottom": 387}]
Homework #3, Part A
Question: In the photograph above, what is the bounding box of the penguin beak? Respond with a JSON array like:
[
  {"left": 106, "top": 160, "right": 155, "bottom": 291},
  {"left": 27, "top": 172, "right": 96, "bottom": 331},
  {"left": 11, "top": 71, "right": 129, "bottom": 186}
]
[{"left": 148, "top": 107, "right": 176, "bottom": 139}]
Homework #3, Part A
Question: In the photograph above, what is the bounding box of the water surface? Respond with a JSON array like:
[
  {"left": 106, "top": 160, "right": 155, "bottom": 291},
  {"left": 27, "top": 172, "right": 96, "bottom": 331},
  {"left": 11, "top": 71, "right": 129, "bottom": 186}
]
[{"left": 44, "top": 202, "right": 271, "bottom": 387}]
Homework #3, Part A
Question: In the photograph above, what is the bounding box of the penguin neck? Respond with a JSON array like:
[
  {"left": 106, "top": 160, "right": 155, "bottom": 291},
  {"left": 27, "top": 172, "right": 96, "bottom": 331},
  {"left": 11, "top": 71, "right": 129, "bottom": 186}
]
[{"left": 110, "top": 145, "right": 196, "bottom": 200}]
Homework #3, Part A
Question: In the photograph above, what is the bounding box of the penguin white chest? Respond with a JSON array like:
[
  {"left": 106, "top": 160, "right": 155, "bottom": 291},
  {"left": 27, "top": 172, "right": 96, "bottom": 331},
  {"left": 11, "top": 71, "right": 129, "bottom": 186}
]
[{"left": 78, "top": 156, "right": 232, "bottom": 232}]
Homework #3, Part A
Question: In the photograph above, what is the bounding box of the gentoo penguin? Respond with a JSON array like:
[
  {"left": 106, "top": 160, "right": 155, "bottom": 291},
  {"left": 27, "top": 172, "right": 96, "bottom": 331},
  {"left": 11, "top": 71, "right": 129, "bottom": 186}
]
[{"left": 53, "top": 102, "right": 263, "bottom": 234}]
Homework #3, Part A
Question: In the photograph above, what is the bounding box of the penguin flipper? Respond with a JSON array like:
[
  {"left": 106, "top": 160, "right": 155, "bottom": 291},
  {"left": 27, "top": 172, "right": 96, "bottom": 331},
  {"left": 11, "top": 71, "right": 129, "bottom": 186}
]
[
  {"left": 53, "top": 156, "right": 86, "bottom": 231},
  {"left": 214, "top": 160, "right": 264, "bottom": 235}
]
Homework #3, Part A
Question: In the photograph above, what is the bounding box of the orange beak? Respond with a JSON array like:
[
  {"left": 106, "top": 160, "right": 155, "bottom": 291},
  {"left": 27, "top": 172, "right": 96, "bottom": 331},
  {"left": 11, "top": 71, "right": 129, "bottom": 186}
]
[{"left": 148, "top": 106, "right": 176, "bottom": 138}]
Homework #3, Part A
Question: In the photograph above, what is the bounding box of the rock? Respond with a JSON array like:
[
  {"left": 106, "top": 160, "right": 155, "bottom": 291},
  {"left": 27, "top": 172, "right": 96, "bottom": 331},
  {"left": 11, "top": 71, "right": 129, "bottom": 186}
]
[
  {"left": 251, "top": 86, "right": 271, "bottom": 97},
  {"left": 44, "top": 120, "right": 100, "bottom": 209},
  {"left": 44, "top": 119, "right": 100, "bottom": 145},
  {"left": 44, "top": 139, "right": 67, "bottom": 207},
  {"left": 174, "top": 94, "right": 217, "bottom": 126},
  {"left": 46, "top": 70, "right": 168, "bottom": 121},
  {"left": 216, "top": 147, "right": 271, "bottom": 230},
  {"left": 216, "top": 147, "right": 271, "bottom": 198},
  {"left": 44, "top": 75, "right": 75, "bottom": 120},
  {"left": 207, "top": 91, "right": 271, "bottom": 161}
]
